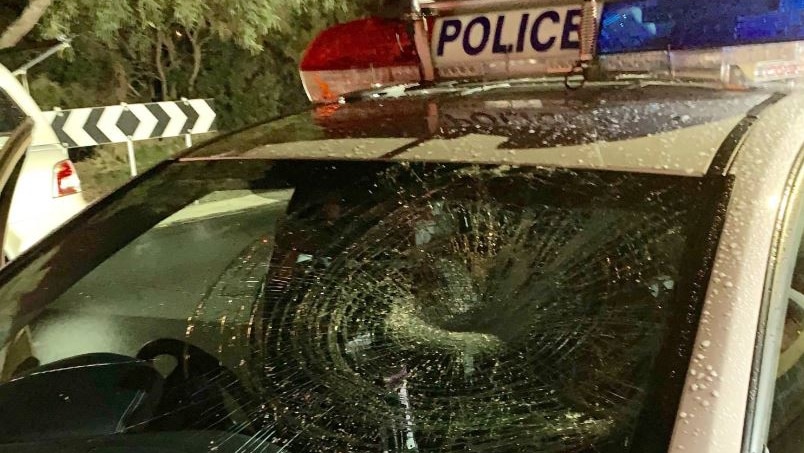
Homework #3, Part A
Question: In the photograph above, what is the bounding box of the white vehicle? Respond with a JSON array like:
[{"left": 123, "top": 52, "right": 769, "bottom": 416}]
[
  {"left": 0, "top": 63, "right": 85, "bottom": 260},
  {"left": 0, "top": 1, "right": 803, "bottom": 453}
]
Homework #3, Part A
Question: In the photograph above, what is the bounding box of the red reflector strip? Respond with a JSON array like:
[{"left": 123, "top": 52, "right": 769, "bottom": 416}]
[
  {"left": 53, "top": 160, "right": 81, "bottom": 198},
  {"left": 754, "top": 60, "right": 804, "bottom": 81}
]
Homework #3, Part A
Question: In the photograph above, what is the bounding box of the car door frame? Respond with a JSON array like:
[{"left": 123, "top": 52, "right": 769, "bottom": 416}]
[
  {"left": 744, "top": 142, "right": 804, "bottom": 453},
  {"left": 0, "top": 117, "right": 33, "bottom": 266}
]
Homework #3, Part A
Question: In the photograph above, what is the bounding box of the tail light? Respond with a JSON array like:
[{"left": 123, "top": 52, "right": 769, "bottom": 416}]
[
  {"left": 300, "top": 17, "right": 423, "bottom": 103},
  {"left": 53, "top": 159, "right": 81, "bottom": 198}
]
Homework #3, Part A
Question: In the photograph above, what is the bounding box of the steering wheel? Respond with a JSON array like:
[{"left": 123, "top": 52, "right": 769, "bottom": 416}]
[{"left": 136, "top": 339, "right": 256, "bottom": 434}]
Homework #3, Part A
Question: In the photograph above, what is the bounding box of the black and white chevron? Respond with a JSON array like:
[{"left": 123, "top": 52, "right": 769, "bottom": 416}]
[{"left": 43, "top": 99, "right": 216, "bottom": 148}]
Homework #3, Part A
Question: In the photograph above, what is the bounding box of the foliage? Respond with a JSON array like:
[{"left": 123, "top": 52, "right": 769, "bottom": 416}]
[
  {"left": 0, "top": 0, "right": 402, "bottom": 196},
  {"left": 0, "top": 0, "right": 402, "bottom": 138},
  {"left": 36, "top": 0, "right": 385, "bottom": 102},
  {"left": 0, "top": 0, "right": 398, "bottom": 127},
  {"left": 193, "top": 39, "right": 305, "bottom": 130},
  {"left": 74, "top": 136, "right": 189, "bottom": 201},
  {"left": 25, "top": 37, "right": 124, "bottom": 108}
]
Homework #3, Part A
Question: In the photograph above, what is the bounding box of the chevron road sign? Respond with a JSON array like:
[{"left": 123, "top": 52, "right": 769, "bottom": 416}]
[{"left": 43, "top": 99, "right": 216, "bottom": 148}]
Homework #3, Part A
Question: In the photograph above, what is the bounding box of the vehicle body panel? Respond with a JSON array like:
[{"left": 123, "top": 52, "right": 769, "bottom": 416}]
[
  {"left": 191, "top": 84, "right": 769, "bottom": 177},
  {"left": 670, "top": 92, "right": 804, "bottom": 453},
  {"left": 5, "top": 150, "right": 87, "bottom": 257}
]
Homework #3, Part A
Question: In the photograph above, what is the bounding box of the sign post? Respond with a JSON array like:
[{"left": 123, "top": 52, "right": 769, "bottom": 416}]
[{"left": 125, "top": 138, "right": 137, "bottom": 177}]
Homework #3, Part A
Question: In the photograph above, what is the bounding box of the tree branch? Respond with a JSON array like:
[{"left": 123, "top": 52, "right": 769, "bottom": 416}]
[
  {"left": 112, "top": 58, "right": 128, "bottom": 102},
  {"left": 154, "top": 31, "right": 169, "bottom": 101},
  {"left": 162, "top": 30, "right": 177, "bottom": 69},
  {"left": 186, "top": 28, "right": 204, "bottom": 95},
  {"left": 0, "top": 0, "right": 54, "bottom": 49}
]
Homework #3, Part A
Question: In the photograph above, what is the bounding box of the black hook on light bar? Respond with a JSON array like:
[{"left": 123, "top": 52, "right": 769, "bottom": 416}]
[{"left": 564, "top": 62, "right": 587, "bottom": 90}]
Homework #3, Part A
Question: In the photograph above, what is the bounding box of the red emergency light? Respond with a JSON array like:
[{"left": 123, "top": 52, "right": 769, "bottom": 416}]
[{"left": 300, "top": 17, "right": 423, "bottom": 103}]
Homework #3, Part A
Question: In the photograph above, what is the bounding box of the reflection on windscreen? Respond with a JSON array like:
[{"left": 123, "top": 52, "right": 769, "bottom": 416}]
[
  {"left": 10, "top": 164, "right": 701, "bottom": 453},
  {"left": 29, "top": 189, "right": 292, "bottom": 366}
]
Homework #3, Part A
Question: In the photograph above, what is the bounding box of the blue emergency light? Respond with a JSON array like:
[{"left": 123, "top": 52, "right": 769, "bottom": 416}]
[{"left": 598, "top": 0, "right": 804, "bottom": 54}]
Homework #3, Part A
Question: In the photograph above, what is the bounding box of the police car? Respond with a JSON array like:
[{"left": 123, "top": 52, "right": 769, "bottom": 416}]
[{"left": 0, "top": 1, "right": 801, "bottom": 452}]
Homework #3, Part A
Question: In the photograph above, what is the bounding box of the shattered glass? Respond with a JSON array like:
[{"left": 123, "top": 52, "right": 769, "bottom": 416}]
[
  {"left": 236, "top": 165, "right": 689, "bottom": 453},
  {"left": 0, "top": 161, "right": 712, "bottom": 452}
]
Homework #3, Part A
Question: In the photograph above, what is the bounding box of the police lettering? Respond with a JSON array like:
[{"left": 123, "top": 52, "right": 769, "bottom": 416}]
[
  {"left": 463, "top": 17, "right": 491, "bottom": 55},
  {"left": 531, "top": 11, "right": 560, "bottom": 52},
  {"left": 441, "top": 111, "right": 540, "bottom": 130},
  {"left": 435, "top": 8, "right": 581, "bottom": 57}
]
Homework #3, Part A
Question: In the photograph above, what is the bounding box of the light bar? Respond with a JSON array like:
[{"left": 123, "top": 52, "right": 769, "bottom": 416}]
[{"left": 300, "top": 0, "right": 804, "bottom": 103}]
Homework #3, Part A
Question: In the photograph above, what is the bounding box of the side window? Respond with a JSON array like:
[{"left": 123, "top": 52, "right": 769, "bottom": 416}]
[
  {"left": 769, "top": 244, "right": 804, "bottom": 452},
  {"left": 0, "top": 90, "right": 25, "bottom": 137}
]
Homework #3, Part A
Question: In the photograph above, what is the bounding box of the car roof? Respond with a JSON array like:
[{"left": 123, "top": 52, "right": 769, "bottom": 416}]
[{"left": 183, "top": 81, "right": 779, "bottom": 177}]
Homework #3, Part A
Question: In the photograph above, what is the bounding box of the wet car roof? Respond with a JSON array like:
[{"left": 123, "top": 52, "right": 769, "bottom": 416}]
[{"left": 184, "top": 82, "right": 776, "bottom": 176}]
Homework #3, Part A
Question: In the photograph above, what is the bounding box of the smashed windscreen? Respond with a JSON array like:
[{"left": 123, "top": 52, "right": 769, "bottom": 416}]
[{"left": 0, "top": 160, "right": 720, "bottom": 452}]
